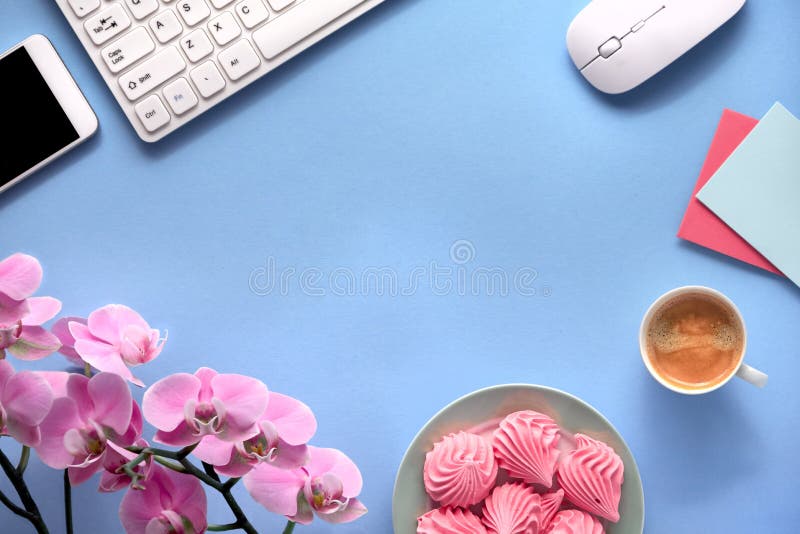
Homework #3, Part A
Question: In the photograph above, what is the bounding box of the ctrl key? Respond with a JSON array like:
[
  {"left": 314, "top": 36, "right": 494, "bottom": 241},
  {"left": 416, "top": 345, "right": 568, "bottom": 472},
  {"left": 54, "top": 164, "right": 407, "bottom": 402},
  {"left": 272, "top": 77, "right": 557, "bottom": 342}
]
[{"left": 135, "top": 95, "right": 171, "bottom": 132}]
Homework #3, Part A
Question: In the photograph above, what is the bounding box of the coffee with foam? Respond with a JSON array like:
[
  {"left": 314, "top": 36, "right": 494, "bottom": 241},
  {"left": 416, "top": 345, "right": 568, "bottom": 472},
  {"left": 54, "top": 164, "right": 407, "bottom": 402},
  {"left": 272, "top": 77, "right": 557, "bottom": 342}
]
[{"left": 644, "top": 292, "right": 744, "bottom": 390}]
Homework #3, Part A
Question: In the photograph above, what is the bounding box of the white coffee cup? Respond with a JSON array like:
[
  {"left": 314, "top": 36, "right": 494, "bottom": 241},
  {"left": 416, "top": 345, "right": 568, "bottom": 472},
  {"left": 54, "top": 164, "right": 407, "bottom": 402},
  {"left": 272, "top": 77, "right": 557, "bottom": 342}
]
[{"left": 639, "top": 286, "right": 768, "bottom": 395}]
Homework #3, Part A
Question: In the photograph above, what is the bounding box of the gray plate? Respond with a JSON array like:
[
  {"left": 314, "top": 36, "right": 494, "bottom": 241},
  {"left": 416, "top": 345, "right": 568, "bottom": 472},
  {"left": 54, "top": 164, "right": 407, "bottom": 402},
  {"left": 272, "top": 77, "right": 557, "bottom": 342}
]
[{"left": 392, "top": 384, "right": 644, "bottom": 533}]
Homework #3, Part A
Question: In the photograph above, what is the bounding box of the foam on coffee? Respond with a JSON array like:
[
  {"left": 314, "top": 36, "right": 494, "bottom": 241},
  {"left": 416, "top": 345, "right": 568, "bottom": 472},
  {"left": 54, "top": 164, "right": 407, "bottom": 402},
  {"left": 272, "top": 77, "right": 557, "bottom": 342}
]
[{"left": 645, "top": 292, "right": 744, "bottom": 389}]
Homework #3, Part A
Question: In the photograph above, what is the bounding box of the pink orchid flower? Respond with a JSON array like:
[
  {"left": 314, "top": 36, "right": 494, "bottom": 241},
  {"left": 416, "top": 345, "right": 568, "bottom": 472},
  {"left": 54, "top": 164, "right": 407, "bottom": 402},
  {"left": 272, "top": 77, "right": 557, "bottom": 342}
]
[
  {"left": 0, "top": 360, "right": 54, "bottom": 446},
  {"left": 69, "top": 304, "right": 165, "bottom": 386},
  {"left": 51, "top": 316, "right": 88, "bottom": 366},
  {"left": 192, "top": 392, "right": 317, "bottom": 477},
  {"left": 119, "top": 464, "right": 207, "bottom": 534},
  {"left": 35, "top": 372, "right": 142, "bottom": 485},
  {"left": 244, "top": 446, "right": 367, "bottom": 525},
  {"left": 0, "top": 253, "right": 62, "bottom": 360},
  {"left": 143, "top": 367, "right": 269, "bottom": 448}
]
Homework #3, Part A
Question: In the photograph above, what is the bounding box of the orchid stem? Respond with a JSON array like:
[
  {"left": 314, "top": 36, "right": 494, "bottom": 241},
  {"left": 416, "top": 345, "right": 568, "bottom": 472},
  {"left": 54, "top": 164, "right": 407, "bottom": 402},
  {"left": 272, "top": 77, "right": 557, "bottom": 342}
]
[
  {"left": 83, "top": 363, "right": 92, "bottom": 377},
  {"left": 0, "top": 446, "right": 48, "bottom": 533},
  {"left": 17, "top": 446, "right": 30, "bottom": 474},
  {"left": 282, "top": 521, "right": 296, "bottom": 534},
  {"left": 63, "top": 470, "right": 74, "bottom": 534},
  {"left": 202, "top": 461, "right": 221, "bottom": 482}
]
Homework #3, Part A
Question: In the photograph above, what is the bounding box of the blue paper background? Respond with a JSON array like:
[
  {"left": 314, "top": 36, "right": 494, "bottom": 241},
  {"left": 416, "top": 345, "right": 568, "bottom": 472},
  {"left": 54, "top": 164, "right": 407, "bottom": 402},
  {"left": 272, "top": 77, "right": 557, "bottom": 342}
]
[{"left": 1, "top": 1, "right": 799, "bottom": 532}]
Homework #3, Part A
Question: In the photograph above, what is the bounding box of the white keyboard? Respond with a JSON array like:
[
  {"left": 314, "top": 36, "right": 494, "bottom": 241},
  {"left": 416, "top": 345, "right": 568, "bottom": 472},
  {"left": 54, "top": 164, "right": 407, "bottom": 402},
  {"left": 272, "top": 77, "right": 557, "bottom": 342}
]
[{"left": 55, "top": 0, "right": 384, "bottom": 142}]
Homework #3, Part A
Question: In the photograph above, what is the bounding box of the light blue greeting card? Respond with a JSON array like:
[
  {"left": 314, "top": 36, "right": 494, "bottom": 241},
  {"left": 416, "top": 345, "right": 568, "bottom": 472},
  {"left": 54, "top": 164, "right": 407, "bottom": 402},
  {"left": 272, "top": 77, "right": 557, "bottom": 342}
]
[{"left": 697, "top": 102, "right": 800, "bottom": 286}]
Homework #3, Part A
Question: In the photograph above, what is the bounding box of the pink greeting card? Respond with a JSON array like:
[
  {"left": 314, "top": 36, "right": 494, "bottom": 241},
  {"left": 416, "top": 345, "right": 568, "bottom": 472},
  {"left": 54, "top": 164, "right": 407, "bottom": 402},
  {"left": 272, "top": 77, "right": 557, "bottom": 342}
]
[{"left": 677, "top": 109, "right": 782, "bottom": 275}]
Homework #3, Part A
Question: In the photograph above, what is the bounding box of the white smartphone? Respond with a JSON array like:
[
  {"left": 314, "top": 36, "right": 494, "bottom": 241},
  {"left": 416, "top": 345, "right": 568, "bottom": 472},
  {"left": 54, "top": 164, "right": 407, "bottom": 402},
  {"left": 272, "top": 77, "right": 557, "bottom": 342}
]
[{"left": 0, "top": 35, "right": 98, "bottom": 194}]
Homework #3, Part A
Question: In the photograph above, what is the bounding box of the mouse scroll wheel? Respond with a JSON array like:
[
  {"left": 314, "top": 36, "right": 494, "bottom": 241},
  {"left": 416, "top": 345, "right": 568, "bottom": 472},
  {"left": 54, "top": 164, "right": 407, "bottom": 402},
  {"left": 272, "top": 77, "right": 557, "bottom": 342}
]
[{"left": 598, "top": 37, "right": 621, "bottom": 59}]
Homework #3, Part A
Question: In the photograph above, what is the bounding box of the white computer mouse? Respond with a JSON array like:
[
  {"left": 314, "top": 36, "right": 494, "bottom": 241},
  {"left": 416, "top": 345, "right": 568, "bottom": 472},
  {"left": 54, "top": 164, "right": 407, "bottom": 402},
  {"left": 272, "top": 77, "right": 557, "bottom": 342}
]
[{"left": 566, "top": 0, "right": 746, "bottom": 94}]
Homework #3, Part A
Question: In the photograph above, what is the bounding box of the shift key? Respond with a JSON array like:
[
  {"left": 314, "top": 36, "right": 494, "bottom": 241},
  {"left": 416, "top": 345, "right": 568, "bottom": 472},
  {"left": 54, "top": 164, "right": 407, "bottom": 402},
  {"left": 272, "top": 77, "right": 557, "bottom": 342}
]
[{"left": 119, "top": 47, "right": 186, "bottom": 101}]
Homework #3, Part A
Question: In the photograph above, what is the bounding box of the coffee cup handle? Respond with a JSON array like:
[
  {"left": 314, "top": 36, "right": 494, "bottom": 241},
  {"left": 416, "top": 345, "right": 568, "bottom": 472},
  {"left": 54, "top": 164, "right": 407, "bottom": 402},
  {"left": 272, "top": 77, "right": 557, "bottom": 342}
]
[{"left": 736, "top": 363, "right": 768, "bottom": 388}]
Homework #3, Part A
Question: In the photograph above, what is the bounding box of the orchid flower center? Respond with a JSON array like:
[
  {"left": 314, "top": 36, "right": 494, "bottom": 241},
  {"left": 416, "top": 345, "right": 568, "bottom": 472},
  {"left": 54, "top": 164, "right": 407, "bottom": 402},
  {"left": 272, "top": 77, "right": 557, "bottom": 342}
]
[
  {"left": 65, "top": 422, "right": 108, "bottom": 459},
  {"left": 310, "top": 476, "right": 348, "bottom": 512},
  {"left": 242, "top": 433, "right": 278, "bottom": 462},
  {"left": 187, "top": 401, "right": 224, "bottom": 437}
]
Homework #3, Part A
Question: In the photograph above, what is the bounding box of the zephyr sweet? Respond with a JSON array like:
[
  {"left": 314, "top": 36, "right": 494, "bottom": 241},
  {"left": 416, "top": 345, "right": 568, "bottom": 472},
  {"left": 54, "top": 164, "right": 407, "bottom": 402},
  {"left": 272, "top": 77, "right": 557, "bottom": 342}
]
[
  {"left": 423, "top": 431, "right": 498, "bottom": 508},
  {"left": 482, "top": 482, "right": 541, "bottom": 534},
  {"left": 418, "top": 410, "right": 624, "bottom": 534},
  {"left": 557, "top": 434, "right": 624, "bottom": 522},
  {"left": 493, "top": 410, "right": 561, "bottom": 487}
]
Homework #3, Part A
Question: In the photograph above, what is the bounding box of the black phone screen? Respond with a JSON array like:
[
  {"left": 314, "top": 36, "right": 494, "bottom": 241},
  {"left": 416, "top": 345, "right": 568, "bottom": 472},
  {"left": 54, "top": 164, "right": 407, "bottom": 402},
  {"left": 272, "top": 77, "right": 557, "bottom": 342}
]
[{"left": 0, "top": 46, "right": 79, "bottom": 186}]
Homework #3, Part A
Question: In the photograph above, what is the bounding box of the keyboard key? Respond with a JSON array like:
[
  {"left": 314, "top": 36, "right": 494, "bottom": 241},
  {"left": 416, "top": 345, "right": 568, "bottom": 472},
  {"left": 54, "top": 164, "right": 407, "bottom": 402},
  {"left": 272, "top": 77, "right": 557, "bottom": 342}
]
[
  {"left": 149, "top": 10, "right": 183, "bottom": 43},
  {"left": 253, "top": 0, "right": 365, "bottom": 60},
  {"left": 119, "top": 46, "right": 186, "bottom": 101},
  {"left": 267, "top": 0, "right": 294, "bottom": 11},
  {"left": 163, "top": 78, "right": 199, "bottom": 115},
  {"left": 134, "top": 95, "right": 171, "bottom": 132},
  {"left": 67, "top": 0, "right": 100, "bottom": 18},
  {"left": 177, "top": 0, "right": 211, "bottom": 27},
  {"left": 208, "top": 12, "right": 241, "bottom": 46},
  {"left": 123, "top": 0, "right": 158, "bottom": 20},
  {"left": 235, "top": 0, "right": 269, "bottom": 29},
  {"left": 101, "top": 27, "right": 155, "bottom": 74},
  {"left": 218, "top": 39, "right": 260, "bottom": 81},
  {"left": 180, "top": 29, "right": 214, "bottom": 63},
  {"left": 84, "top": 4, "right": 131, "bottom": 45},
  {"left": 190, "top": 61, "right": 226, "bottom": 97},
  {"left": 210, "top": 0, "right": 235, "bottom": 7}
]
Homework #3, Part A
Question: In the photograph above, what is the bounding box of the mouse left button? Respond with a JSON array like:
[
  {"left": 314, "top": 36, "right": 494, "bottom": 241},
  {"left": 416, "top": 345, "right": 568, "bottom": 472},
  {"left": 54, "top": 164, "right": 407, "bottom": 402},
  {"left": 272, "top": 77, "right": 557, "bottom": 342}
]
[{"left": 598, "top": 37, "right": 621, "bottom": 59}]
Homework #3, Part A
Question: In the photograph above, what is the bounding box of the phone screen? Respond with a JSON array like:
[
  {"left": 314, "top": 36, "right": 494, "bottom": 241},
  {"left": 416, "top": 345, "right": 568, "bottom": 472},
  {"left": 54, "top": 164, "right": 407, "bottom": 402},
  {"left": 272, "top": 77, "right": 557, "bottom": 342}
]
[{"left": 0, "top": 46, "right": 79, "bottom": 187}]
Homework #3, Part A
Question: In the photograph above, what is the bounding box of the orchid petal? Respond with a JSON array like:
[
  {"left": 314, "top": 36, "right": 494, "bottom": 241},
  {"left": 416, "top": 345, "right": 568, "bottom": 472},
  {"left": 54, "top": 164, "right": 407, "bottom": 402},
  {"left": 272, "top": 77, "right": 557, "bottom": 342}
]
[
  {"left": 214, "top": 450, "right": 256, "bottom": 478},
  {"left": 0, "top": 360, "right": 13, "bottom": 391},
  {"left": 0, "top": 253, "right": 42, "bottom": 300},
  {"left": 3, "top": 370, "right": 53, "bottom": 426},
  {"left": 143, "top": 373, "right": 201, "bottom": 432},
  {"left": 89, "top": 372, "right": 133, "bottom": 435},
  {"left": 8, "top": 326, "right": 61, "bottom": 360},
  {"left": 264, "top": 392, "right": 317, "bottom": 446},
  {"left": 290, "top": 492, "right": 315, "bottom": 525},
  {"left": 0, "top": 293, "right": 28, "bottom": 325},
  {"left": 87, "top": 305, "right": 148, "bottom": 344},
  {"left": 68, "top": 456, "right": 104, "bottom": 485},
  {"left": 306, "top": 447, "right": 363, "bottom": 498},
  {"left": 36, "top": 397, "right": 84, "bottom": 469},
  {"left": 74, "top": 337, "right": 140, "bottom": 385},
  {"left": 194, "top": 367, "right": 217, "bottom": 403},
  {"left": 211, "top": 373, "right": 268, "bottom": 441},
  {"left": 243, "top": 463, "right": 306, "bottom": 517},
  {"left": 192, "top": 435, "right": 235, "bottom": 466},
  {"left": 153, "top": 423, "right": 199, "bottom": 447},
  {"left": 52, "top": 317, "right": 87, "bottom": 364},
  {"left": 270, "top": 441, "right": 310, "bottom": 471},
  {"left": 22, "top": 297, "right": 61, "bottom": 326},
  {"left": 5, "top": 419, "right": 41, "bottom": 447},
  {"left": 36, "top": 371, "right": 71, "bottom": 397},
  {"left": 318, "top": 498, "right": 368, "bottom": 524}
]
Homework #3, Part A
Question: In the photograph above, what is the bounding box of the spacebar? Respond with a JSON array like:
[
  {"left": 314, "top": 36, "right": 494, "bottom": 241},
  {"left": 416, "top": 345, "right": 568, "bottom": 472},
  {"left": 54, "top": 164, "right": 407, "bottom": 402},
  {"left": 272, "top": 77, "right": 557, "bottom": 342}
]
[{"left": 252, "top": 0, "right": 367, "bottom": 60}]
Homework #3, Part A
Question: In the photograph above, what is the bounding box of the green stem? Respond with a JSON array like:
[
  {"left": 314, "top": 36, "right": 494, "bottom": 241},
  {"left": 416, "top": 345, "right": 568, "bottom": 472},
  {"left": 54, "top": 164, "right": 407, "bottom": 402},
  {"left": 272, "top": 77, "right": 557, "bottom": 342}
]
[
  {"left": 17, "top": 446, "right": 30, "bottom": 474},
  {"left": 0, "top": 447, "right": 48, "bottom": 533},
  {"left": 83, "top": 363, "right": 92, "bottom": 377},
  {"left": 64, "top": 470, "right": 73, "bottom": 534},
  {"left": 282, "top": 521, "right": 296, "bottom": 534}
]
